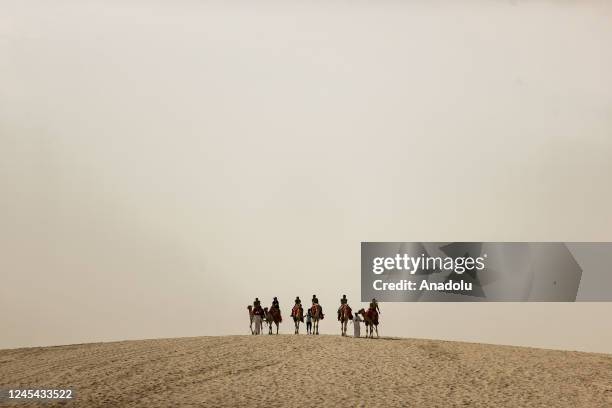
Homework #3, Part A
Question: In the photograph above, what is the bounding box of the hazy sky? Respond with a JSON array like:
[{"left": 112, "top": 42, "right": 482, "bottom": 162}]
[{"left": 1, "top": 1, "right": 611, "bottom": 353}]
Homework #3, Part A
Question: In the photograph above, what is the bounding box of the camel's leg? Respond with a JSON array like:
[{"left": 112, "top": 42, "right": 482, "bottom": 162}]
[
  {"left": 375, "top": 325, "right": 379, "bottom": 338},
  {"left": 276, "top": 322, "right": 279, "bottom": 335}
]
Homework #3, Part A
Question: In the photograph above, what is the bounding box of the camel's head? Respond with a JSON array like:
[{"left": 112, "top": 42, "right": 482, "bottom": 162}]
[
  {"left": 358, "top": 308, "right": 365, "bottom": 315},
  {"left": 264, "top": 307, "right": 269, "bottom": 312},
  {"left": 247, "top": 305, "right": 252, "bottom": 310}
]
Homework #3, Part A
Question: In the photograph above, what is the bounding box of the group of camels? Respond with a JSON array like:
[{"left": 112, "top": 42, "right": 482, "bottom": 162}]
[{"left": 247, "top": 300, "right": 380, "bottom": 338}]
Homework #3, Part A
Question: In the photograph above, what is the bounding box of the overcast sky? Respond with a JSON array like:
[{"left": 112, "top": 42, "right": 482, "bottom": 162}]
[{"left": 1, "top": 1, "right": 611, "bottom": 352}]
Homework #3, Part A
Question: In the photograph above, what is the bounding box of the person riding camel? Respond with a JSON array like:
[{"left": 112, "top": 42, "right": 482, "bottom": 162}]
[
  {"left": 293, "top": 296, "right": 302, "bottom": 313},
  {"left": 254, "top": 297, "right": 261, "bottom": 308},
  {"left": 338, "top": 294, "right": 348, "bottom": 320},
  {"left": 291, "top": 296, "right": 303, "bottom": 324},
  {"left": 371, "top": 298, "right": 381, "bottom": 315},
  {"left": 311, "top": 294, "right": 323, "bottom": 318},
  {"left": 270, "top": 297, "right": 282, "bottom": 322}
]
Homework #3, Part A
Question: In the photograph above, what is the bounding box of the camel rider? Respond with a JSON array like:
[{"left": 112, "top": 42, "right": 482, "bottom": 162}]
[
  {"left": 338, "top": 294, "right": 348, "bottom": 320},
  {"left": 254, "top": 297, "right": 261, "bottom": 308},
  {"left": 272, "top": 297, "right": 279, "bottom": 310},
  {"left": 311, "top": 294, "right": 323, "bottom": 318},
  {"left": 295, "top": 296, "right": 301, "bottom": 305},
  {"left": 371, "top": 298, "right": 381, "bottom": 315}
]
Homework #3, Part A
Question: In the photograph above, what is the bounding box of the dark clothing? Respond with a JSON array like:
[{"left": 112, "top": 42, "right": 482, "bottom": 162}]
[{"left": 252, "top": 306, "right": 264, "bottom": 316}]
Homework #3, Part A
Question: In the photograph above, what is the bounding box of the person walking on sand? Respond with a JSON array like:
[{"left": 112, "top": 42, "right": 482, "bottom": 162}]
[
  {"left": 352, "top": 311, "right": 362, "bottom": 338},
  {"left": 305, "top": 308, "right": 312, "bottom": 335},
  {"left": 252, "top": 299, "right": 265, "bottom": 335}
]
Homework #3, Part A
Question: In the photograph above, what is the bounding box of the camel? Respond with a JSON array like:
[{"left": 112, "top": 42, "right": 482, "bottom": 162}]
[
  {"left": 264, "top": 307, "right": 281, "bottom": 335},
  {"left": 291, "top": 304, "right": 304, "bottom": 334},
  {"left": 310, "top": 303, "right": 323, "bottom": 335},
  {"left": 358, "top": 308, "right": 379, "bottom": 338},
  {"left": 247, "top": 305, "right": 254, "bottom": 334},
  {"left": 338, "top": 304, "right": 353, "bottom": 336}
]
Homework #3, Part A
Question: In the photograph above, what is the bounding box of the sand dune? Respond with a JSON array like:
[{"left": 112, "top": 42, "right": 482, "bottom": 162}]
[{"left": 1, "top": 335, "right": 610, "bottom": 407}]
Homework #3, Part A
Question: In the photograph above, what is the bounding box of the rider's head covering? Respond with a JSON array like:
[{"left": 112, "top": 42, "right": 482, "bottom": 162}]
[{"left": 273, "top": 297, "right": 277, "bottom": 300}]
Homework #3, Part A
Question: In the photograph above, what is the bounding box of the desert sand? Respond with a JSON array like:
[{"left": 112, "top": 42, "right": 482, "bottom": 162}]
[{"left": 1, "top": 335, "right": 610, "bottom": 407}]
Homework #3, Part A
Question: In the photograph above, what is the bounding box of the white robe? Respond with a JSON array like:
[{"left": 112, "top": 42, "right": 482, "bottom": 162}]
[
  {"left": 353, "top": 315, "right": 362, "bottom": 338},
  {"left": 253, "top": 315, "right": 263, "bottom": 335}
]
